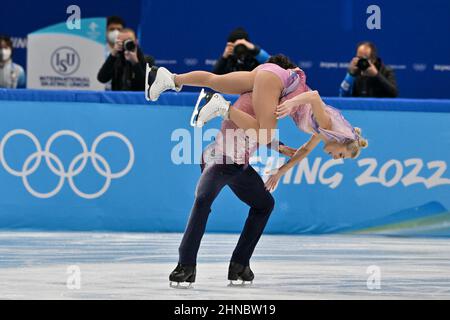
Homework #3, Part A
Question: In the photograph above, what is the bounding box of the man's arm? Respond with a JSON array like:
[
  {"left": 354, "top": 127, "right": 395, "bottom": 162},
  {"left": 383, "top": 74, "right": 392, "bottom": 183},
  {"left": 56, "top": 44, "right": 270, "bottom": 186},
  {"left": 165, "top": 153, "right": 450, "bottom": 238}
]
[
  {"left": 97, "top": 54, "right": 117, "bottom": 83},
  {"left": 252, "top": 45, "right": 270, "bottom": 64},
  {"left": 374, "top": 67, "right": 398, "bottom": 97},
  {"left": 131, "top": 62, "right": 146, "bottom": 91},
  {"left": 340, "top": 57, "right": 360, "bottom": 97},
  {"left": 144, "top": 54, "right": 155, "bottom": 68},
  {"left": 212, "top": 56, "right": 229, "bottom": 75},
  {"left": 339, "top": 72, "right": 355, "bottom": 97}
]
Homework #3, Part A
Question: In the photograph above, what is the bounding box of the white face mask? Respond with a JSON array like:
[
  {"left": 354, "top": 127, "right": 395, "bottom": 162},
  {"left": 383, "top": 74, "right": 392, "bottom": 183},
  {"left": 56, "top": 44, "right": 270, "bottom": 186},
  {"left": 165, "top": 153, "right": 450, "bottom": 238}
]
[
  {"left": 107, "top": 30, "right": 120, "bottom": 45},
  {"left": 0, "top": 48, "right": 12, "bottom": 62}
]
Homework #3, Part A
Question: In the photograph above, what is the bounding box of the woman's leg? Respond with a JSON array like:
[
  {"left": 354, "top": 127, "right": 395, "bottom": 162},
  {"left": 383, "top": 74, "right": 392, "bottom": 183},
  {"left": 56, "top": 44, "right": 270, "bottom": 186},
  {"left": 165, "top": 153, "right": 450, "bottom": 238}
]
[
  {"left": 175, "top": 70, "right": 256, "bottom": 95},
  {"left": 228, "top": 71, "right": 283, "bottom": 145},
  {"left": 228, "top": 107, "right": 260, "bottom": 130}
]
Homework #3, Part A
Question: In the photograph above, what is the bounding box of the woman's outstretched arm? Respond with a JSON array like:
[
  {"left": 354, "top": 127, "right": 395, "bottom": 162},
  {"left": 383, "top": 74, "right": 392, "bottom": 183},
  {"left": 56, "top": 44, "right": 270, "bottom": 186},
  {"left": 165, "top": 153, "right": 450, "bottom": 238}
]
[{"left": 265, "top": 134, "right": 322, "bottom": 191}]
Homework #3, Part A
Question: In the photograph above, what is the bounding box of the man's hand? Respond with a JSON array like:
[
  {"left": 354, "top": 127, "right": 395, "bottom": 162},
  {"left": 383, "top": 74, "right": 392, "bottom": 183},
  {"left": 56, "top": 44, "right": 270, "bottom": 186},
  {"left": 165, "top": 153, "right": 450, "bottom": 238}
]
[
  {"left": 124, "top": 49, "right": 139, "bottom": 65},
  {"left": 279, "top": 145, "right": 297, "bottom": 157},
  {"left": 111, "top": 39, "right": 123, "bottom": 57},
  {"left": 348, "top": 57, "right": 359, "bottom": 75},
  {"left": 234, "top": 39, "right": 255, "bottom": 51},
  {"left": 362, "top": 60, "right": 378, "bottom": 77},
  {"left": 222, "top": 42, "right": 234, "bottom": 58}
]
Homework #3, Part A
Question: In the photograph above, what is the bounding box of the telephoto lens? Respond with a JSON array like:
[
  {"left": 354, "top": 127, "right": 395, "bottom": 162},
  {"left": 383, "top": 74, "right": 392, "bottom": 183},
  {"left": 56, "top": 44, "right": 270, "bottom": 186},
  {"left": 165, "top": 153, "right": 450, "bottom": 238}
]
[
  {"left": 233, "top": 44, "right": 248, "bottom": 60},
  {"left": 124, "top": 39, "right": 136, "bottom": 51},
  {"left": 356, "top": 57, "right": 370, "bottom": 71}
]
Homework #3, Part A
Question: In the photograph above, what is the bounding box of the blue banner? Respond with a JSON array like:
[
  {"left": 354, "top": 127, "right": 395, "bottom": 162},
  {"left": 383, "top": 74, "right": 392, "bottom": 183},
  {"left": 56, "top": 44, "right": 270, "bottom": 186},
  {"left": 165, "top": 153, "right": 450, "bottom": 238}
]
[{"left": 0, "top": 90, "right": 449, "bottom": 236}]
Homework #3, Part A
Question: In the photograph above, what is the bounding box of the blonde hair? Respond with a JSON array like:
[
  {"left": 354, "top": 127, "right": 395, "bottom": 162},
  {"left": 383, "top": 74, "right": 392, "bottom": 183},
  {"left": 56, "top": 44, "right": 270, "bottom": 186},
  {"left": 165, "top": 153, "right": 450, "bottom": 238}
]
[{"left": 345, "top": 127, "right": 369, "bottom": 159}]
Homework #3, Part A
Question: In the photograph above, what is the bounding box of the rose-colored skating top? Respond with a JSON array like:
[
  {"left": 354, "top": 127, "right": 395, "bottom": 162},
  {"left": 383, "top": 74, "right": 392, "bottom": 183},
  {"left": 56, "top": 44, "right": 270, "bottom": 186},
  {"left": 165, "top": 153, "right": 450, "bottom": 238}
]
[{"left": 204, "top": 63, "right": 358, "bottom": 165}]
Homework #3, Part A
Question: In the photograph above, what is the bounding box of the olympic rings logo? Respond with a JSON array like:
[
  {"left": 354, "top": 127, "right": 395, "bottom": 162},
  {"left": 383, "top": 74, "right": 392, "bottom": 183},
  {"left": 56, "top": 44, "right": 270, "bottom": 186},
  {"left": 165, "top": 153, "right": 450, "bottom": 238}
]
[{"left": 0, "top": 129, "right": 134, "bottom": 199}]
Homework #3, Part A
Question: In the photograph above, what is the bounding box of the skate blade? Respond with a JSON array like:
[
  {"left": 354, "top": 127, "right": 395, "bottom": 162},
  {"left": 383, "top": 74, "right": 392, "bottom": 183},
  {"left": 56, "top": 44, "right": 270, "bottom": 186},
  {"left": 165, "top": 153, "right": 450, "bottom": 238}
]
[
  {"left": 170, "top": 281, "right": 194, "bottom": 289},
  {"left": 145, "top": 63, "right": 151, "bottom": 101},
  {"left": 145, "top": 65, "right": 159, "bottom": 102},
  {"left": 190, "top": 89, "right": 207, "bottom": 127},
  {"left": 227, "top": 280, "right": 253, "bottom": 287}
]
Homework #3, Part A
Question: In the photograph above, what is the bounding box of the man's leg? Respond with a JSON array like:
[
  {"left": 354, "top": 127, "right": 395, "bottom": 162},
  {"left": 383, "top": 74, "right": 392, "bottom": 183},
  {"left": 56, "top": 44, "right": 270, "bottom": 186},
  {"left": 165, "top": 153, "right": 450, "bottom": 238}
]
[
  {"left": 227, "top": 165, "right": 275, "bottom": 266},
  {"left": 178, "top": 163, "right": 241, "bottom": 265}
]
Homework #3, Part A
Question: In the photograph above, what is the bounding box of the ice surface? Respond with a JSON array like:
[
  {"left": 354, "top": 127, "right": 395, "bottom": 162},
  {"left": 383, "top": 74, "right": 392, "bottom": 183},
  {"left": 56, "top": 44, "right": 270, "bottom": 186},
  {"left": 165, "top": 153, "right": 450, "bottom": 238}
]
[{"left": 0, "top": 232, "right": 449, "bottom": 299}]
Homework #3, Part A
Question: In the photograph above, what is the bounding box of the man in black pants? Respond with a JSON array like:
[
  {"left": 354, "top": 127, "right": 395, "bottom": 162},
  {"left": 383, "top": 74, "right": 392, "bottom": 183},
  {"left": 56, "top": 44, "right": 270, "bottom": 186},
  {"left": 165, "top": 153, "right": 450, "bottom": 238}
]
[{"left": 169, "top": 93, "right": 296, "bottom": 287}]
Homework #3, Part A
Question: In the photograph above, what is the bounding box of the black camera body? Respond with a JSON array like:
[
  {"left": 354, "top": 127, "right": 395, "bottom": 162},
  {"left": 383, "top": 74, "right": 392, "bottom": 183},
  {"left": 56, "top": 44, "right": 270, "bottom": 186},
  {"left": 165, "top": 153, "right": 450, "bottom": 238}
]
[
  {"left": 233, "top": 44, "right": 249, "bottom": 61},
  {"left": 123, "top": 39, "right": 136, "bottom": 52},
  {"left": 357, "top": 57, "right": 370, "bottom": 71}
]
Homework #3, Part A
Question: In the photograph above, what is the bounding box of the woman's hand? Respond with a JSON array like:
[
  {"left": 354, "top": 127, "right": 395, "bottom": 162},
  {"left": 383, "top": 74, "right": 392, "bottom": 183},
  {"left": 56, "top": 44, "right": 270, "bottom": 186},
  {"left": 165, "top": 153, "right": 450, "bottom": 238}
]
[
  {"left": 265, "top": 169, "right": 283, "bottom": 192},
  {"left": 275, "top": 99, "right": 298, "bottom": 119}
]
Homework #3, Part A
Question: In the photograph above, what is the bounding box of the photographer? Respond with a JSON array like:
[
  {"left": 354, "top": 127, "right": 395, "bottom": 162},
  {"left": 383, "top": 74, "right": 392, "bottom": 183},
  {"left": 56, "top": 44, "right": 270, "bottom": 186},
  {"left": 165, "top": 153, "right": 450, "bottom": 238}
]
[
  {"left": 339, "top": 42, "right": 398, "bottom": 98},
  {"left": 213, "top": 27, "right": 270, "bottom": 75},
  {"left": 97, "top": 28, "right": 154, "bottom": 91},
  {"left": 0, "top": 35, "right": 26, "bottom": 89}
]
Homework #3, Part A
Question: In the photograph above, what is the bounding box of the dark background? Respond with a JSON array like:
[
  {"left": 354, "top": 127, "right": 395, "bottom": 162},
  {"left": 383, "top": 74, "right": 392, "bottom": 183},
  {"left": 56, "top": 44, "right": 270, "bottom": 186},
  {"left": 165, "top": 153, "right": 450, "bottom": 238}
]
[{"left": 1, "top": 0, "right": 449, "bottom": 98}]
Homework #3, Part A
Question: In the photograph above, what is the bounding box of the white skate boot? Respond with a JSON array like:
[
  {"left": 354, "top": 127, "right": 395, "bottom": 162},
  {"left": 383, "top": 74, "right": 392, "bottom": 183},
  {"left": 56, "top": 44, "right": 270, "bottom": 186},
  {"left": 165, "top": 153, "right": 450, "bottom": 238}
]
[
  {"left": 190, "top": 89, "right": 231, "bottom": 127},
  {"left": 145, "top": 64, "right": 182, "bottom": 102}
]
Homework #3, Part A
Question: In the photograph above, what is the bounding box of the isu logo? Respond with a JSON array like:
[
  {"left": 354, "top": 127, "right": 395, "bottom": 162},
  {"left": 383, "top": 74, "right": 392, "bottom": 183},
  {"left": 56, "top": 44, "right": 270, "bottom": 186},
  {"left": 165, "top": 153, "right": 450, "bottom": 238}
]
[{"left": 51, "top": 46, "right": 80, "bottom": 76}]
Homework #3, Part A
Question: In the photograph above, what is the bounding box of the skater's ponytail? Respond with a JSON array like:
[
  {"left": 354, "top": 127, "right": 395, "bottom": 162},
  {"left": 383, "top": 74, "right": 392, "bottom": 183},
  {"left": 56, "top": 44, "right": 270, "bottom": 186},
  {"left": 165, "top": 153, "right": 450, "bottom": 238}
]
[
  {"left": 267, "top": 54, "right": 297, "bottom": 70},
  {"left": 345, "top": 127, "right": 369, "bottom": 159}
]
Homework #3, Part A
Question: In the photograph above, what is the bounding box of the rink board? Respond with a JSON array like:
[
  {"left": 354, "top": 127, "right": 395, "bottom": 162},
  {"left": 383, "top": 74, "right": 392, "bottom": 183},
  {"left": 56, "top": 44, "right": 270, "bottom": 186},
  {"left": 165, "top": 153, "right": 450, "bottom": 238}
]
[{"left": 0, "top": 90, "right": 449, "bottom": 235}]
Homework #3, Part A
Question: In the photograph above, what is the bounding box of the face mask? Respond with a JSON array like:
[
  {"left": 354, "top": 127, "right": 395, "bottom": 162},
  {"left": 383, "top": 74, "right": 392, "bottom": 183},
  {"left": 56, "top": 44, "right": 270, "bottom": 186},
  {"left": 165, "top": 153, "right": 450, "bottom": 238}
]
[
  {"left": 0, "top": 48, "right": 12, "bottom": 62},
  {"left": 107, "top": 30, "right": 120, "bottom": 45}
]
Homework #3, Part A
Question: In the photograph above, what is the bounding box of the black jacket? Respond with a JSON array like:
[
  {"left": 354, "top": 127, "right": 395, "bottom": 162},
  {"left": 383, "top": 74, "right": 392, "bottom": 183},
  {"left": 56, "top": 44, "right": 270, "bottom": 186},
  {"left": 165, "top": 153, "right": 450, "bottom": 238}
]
[
  {"left": 213, "top": 45, "right": 263, "bottom": 75},
  {"left": 97, "top": 47, "right": 154, "bottom": 91},
  {"left": 349, "top": 58, "right": 398, "bottom": 98}
]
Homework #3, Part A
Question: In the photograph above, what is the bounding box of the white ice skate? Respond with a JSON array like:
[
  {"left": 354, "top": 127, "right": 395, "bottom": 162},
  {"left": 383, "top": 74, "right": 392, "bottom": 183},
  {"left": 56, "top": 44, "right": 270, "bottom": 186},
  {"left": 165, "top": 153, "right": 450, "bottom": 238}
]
[
  {"left": 145, "top": 65, "right": 182, "bottom": 102},
  {"left": 190, "top": 89, "right": 231, "bottom": 128}
]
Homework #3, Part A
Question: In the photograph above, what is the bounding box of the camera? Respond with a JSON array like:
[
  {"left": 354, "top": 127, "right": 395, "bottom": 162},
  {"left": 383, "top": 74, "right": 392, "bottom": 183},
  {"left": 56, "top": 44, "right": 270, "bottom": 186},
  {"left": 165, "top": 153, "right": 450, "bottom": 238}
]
[
  {"left": 356, "top": 57, "right": 370, "bottom": 71},
  {"left": 233, "top": 44, "right": 249, "bottom": 61},
  {"left": 123, "top": 39, "right": 136, "bottom": 52}
]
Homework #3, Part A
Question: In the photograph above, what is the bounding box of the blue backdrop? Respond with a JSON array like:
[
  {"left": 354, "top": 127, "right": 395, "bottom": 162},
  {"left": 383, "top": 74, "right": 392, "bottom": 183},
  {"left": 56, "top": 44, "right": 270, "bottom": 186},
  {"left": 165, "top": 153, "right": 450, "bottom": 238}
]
[
  {"left": 1, "top": 0, "right": 450, "bottom": 98},
  {"left": 1, "top": 90, "right": 450, "bottom": 237}
]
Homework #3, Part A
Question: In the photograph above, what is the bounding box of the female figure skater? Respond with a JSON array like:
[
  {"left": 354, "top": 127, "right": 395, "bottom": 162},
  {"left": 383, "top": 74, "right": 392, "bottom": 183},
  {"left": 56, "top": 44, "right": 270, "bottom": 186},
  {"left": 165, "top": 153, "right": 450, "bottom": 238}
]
[{"left": 146, "top": 55, "right": 368, "bottom": 287}]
